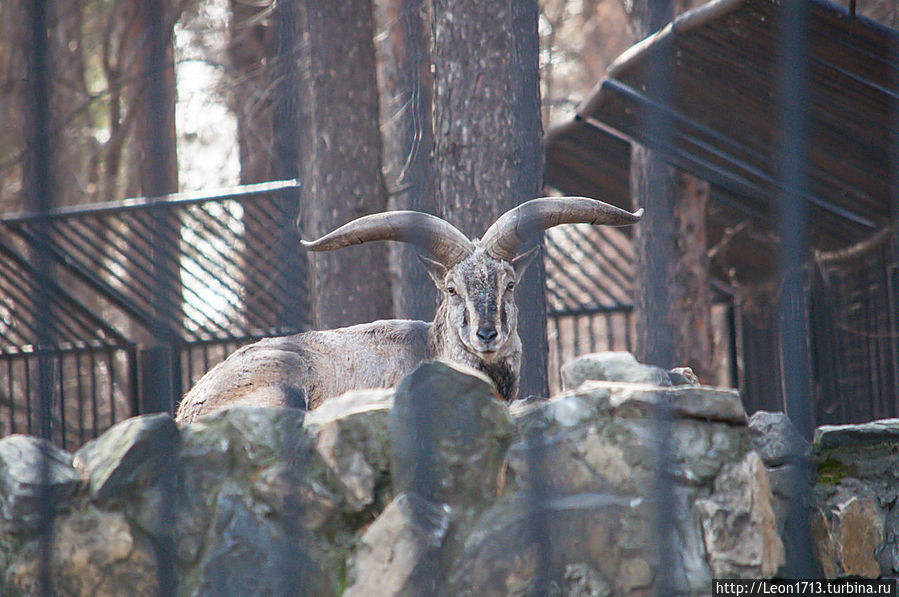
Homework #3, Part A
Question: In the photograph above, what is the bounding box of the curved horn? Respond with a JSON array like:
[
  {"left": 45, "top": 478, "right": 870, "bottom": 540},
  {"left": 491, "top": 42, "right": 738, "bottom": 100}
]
[
  {"left": 301, "top": 210, "right": 475, "bottom": 267},
  {"left": 480, "top": 196, "right": 644, "bottom": 260}
]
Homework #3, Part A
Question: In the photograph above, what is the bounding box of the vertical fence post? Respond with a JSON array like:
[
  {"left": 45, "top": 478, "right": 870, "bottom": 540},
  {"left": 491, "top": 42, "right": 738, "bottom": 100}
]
[
  {"left": 627, "top": 0, "right": 680, "bottom": 591},
  {"left": 141, "top": 0, "right": 181, "bottom": 419},
  {"left": 891, "top": 21, "right": 899, "bottom": 414},
  {"left": 138, "top": 346, "right": 175, "bottom": 414},
  {"left": 273, "top": 1, "right": 308, "bottom": 331},
  {"left": 142, "top": 1, "right": 179, "bottom": 593},
  {"left": 775, "top": 0, "right": 815, "bottom": 578},
  {"left": 24, "top": 0, "right": 56, "bottom": 592}
]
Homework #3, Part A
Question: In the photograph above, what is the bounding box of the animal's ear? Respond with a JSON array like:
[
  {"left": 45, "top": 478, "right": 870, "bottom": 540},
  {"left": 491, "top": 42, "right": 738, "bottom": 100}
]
[
  {"left": 417, "top": 255, "right": 448, "bottom": 288},
  {"left": 511, "top": 245, "right": 540, "bottom": 279}
]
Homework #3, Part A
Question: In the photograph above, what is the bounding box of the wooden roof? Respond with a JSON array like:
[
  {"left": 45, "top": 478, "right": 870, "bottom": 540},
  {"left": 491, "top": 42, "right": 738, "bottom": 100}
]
[{"left": 545, "top": 0, "right": 899, "bottom": 283}]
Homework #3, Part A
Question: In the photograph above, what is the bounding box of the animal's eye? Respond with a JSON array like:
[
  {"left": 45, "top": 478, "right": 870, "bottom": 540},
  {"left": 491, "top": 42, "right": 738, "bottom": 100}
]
[
  {"left": 447, "top": 286, "right": 457, "bottom": 296},
  {"left": 506, "top": 281, "right": 515, "bottom": 291}
]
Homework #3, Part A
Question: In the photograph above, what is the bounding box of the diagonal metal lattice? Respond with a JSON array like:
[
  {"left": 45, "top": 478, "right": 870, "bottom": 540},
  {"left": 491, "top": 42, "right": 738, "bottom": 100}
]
[{"left": 2, "top": 180, "right": 308, "bottom": 344}]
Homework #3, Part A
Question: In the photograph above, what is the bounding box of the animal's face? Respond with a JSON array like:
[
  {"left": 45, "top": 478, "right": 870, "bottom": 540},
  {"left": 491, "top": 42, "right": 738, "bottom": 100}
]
[{"left": 425, "top": 246, "right": 537, "bottom": 362}]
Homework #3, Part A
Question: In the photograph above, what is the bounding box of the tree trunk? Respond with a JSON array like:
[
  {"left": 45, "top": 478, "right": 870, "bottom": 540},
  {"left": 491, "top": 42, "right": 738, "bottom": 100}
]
[
  {"left": 432, "top": 0, "right": 548, "bottom": 399},
  {"left": 270, "top": 0, "right": 307, "bottom": 331},
  {"left": 297, "top": 0, "right": 392, "bottom": 329},
  {"left": 138, "top": 0, "right": 183, "bottom": 409},
  {"left": 227, "top": 0, "right": 307, "bottom": 331},
  {"left": 228, "top": 0, "right": 273, "bottom": 185},
  {"left": 632, "top": 147, "right": 714, "bottom": 379},
  {"left": 139, "top": 0, "right": 179, "bottom": 200},
  {"left": 375, "top": 0, "right": 438, "bottom": 322},
  {"left": 629, "top": 0, "right": 714, "bottom": 380}
]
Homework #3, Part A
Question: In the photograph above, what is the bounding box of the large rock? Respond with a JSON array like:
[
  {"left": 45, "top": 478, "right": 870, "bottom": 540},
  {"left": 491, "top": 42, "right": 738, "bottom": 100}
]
[
  {"left": 508, "top": 383, "right": 748, "bottom": 494},
  {"left": 812, "top": 487, "right": 884, "bottom": 578},
  {"left": 304, "top": 389, "right": 394, "bottom": 513},
  {"left": 876, "top": 500, "right": 899, "bottom": 574},
  {"left": 445, "top": 491, "right": 662, "bottom": 597},
  {"left": 748, "top": 411, "right": 810, "bottom": 467},
  {"left": 344, "top": 492, "right": 451, "bottom": 597},
  {"left": 491, "top": 377, "right": 749, "bottom": 594},
  {"left": 389, "top": 361, "right": 514, "bottom": 508},
  {"left": 695, "top": 451, "right": 785, "bottom": 578},
  {"left": 188, "top": 489, "right": 337, "bottom": 597},
  {"left": 5, "top": 507, "right": 158, "bottom": 597},
  {"left": 0, "top": 434, "right": 81, "bottom": 533},
  {"left": 810, "top": 419, "right": 899, "bottom": 577},
  {"left": 561, "top": 352, "right": 670, "bottom": 389},
  {"left": 74, "top": 413, "right": 179, "bottom": 501},
  {"left": 176, "top": 406, "right": 340, "bottom": 562}
]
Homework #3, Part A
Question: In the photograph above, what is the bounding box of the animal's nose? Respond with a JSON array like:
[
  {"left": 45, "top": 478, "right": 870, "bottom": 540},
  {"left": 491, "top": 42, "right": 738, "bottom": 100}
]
[{"left": 477, "top": 326, "right": 498, "bottom": 343}]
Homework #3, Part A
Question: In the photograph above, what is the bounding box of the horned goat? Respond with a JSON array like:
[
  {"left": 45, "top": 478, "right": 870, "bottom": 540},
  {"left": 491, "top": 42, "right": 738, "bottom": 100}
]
[{"left": 174, "top": 197, "right": 642, "bottom": 423}]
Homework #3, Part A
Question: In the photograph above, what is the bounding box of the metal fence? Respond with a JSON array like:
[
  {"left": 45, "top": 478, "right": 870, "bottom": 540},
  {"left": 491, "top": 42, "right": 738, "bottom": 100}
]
[
  {"left": 3, "top": 0, "right": 898, "bottom": 593},
  {"left": 0, "top": 237, "right": 137, "bottom": 449},
  {"left": 545, "top": 224, "right": 637, "bottom": 391},
  {"left": 0, "top": 180, "right": 307, "bottom": 442}
]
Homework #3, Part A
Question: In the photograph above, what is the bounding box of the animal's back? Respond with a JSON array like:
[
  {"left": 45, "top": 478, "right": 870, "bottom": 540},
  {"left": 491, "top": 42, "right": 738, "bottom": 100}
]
[{"left": 175, "top": 319, "right": 433, "bottom": 423}]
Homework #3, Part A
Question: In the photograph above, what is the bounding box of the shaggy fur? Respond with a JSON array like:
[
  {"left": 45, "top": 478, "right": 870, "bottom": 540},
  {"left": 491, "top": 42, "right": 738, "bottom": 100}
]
[
  {"left": 174, "top": 197, "right": 641, "bottom": 423},
  {"left": 175, "top": 248, "right": 528, "bottom": 424}
]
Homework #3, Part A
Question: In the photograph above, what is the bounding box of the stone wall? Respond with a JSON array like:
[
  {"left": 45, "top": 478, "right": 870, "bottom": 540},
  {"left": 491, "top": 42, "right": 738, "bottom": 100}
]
[{"left": 0, "top": 353, "right": 893, "bottom": 595}]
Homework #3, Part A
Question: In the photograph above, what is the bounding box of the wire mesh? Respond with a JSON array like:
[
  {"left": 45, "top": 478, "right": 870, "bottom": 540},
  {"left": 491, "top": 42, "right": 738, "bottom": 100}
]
[{"left": 1, "top": 0, "right": 898, "bottom": 593}]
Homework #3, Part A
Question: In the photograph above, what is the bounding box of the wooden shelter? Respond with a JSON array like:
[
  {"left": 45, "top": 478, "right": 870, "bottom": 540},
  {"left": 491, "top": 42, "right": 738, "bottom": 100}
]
[{"left": 544, "top": 0, "right": 899, "bottom": 422}]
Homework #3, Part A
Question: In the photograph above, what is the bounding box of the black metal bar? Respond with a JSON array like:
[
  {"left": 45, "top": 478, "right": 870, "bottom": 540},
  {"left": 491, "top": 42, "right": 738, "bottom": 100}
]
[
  {"left": 57, "top": 353, "right": 66, "bottom": 449},
  {"left": 572, "top": 313, "right": 581, "bottom": 357},
  {"left": 24, "top": 357, "right": 33, "bottom": 436},
  {"left": 552, "top": 317, "right": 564, "bottom": 382},
  {"left": 107, "top": 349, "right": 117, "bottom": 424},
  {"left": 90, "top": 351, "right": 99, "bottom": 438},
  {"left": 890, "top": 14, "right": 899, "bottom": 417},
  {"left": 1, "top": 180, "right": 300, "bottom": 224},
  {"left": 76, "top": 351, "right": 85, "bottom": 445},
  {"left": 548, "top": 304, "right": 634, "bottom": 318},
  {"left": 775, "top": 0, "right": 816, "bottom": 577},
  {"left": 128, "top": 347, "right": 140, "bottom": 419},
  {"left": 7, "top": 358, "right": 15, "bottom": 434}
]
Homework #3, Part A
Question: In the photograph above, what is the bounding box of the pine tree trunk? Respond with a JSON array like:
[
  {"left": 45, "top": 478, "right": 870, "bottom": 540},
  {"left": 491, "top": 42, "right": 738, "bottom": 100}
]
[
  {"left": 632, "top": 147, "right": 714, "bottom": 378},
  {"left": 375, "top": 0, "right": 438, "bottom": 322},
  {"left": 228, "top": 0, "right": 273, "bottom": 185},
  {"left": 432, "top": 0, "right": 548, "bottom": 398},
  {"left": 297, "top": 0, "right": 393, "bottom": 329},
  {"left": 138, "top": 0, "right": 183, "bottom": 407},
  {"left": 629, "top": 0, "right": 714, "bottom": 380}
]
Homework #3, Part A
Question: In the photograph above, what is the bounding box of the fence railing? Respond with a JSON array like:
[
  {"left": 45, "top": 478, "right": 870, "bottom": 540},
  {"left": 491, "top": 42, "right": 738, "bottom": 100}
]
[
  {"left": 0, "top": 180, "right": 307, "bottom": 443},
  {"left": 0, "top": 235, "right": 137, "bottom": 449}
]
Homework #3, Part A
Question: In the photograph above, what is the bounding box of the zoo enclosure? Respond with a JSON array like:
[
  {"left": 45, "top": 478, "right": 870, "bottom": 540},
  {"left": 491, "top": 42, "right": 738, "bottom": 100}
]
[
  {"left": 0, "top": 181, "right": 307, "bottom": 447},
  {"left": 0, "top": 182, "right": 643, "bottom": 446},
  {"left": 1, "top": 0, "right": 898, "bottom": 590}
]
